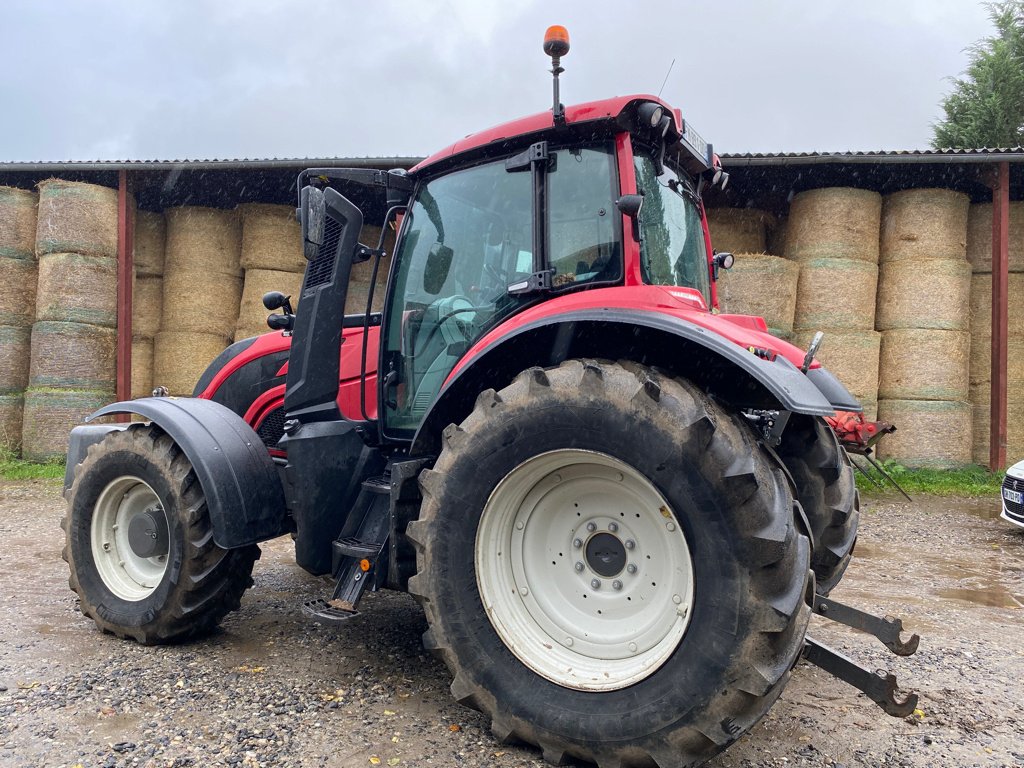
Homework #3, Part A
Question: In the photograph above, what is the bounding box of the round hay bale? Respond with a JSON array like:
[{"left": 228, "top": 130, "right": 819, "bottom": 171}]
[
  {"left": 134, "top": 210, "right": 166, "bottom": 277},
  {"left": 793, "top": 329, "right": 881, "bottom": 406},
  {"left": 0, "top": 187, "right": 38, "bottom": 260},
  {"left": 767, "top": 216, "right": 786, "bottom": 256},
  {"left": 0, "top": 392, "right": 23, "bottom": 452},
  {"left": 153, "top": 330, "right": 230, "bottom": 396},
  {"left": 0, "top": 256, "right": 38, "bottom": 327},
  {"left": 877, "top": 329, "right": 969, "bottom": 401},
  {"left": 345, "top": 271, "right": 391, "bottom": 314},
  {"left": 784, "top": 187, "right": 882, "bottom": 263},
  {"left": 875, "top": 258, "right": 970, "bottom": 331},
  {"left": 35, "top": 252, "right": 117, "bottom": 327},
  {"left": 880, "top": 188, "right": 969, "bottom": 264},
  {"left": 29, "top": 321, "right": 116, "bottom": 391},
  {"left": 0, "top": 326, "right": 31, "bottom": 394},
  {"left": 874, "top": 399, "right": 971, "bottom": 468},
  {"left": 131, "top": 336, "right": 154, "bottom": 399},
  {"left": 21, "top": 388, "right": 115, "bottom": 462},
  {"left": 237, "top": 269, "right": 303, "bottom": 337},
  {"left": 132, "top": 274, "right": 163, "bottom": 340},
  {"left": 164, "top": 206, "right": 242, "bottom": 277},
  {"left": 969, "top": 337, "right": 1024, "bottom": 388},
  {"left": 965, "top": 202, "right": 1024, "bottom": 273},
  {"left": 238, "top": 203, "right": 306, "bottom": 273},
  {"left": 970, "top": 398, "right": 1024, "bottom": 466},
  {"left": 706, "top": 208, "right": 773, "bottom": 254},
  {"left": 161, "top": 268, "right": 242, "bottom": 338},
  {"left": 968, "top": 273, "right": 1024, "bottom": 342},
  {"left": 717, "top": 253, "right": 800, "bottom": 332},
  {"left": 35, "top": 179, "right": 118, "bottom": 258},
  {"left": 794, "top": 257, "right": 878, "bottom": 331}
]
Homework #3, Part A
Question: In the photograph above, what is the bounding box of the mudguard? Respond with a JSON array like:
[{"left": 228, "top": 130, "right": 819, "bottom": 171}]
[
  {"left": 410, "top": 308, "right": 854, "bottom": 456},
  {"left": 74, "top": 397, "right": 288, "bottom": 549}
]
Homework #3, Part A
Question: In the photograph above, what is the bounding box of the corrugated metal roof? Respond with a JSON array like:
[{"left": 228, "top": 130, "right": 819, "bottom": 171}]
[
  {"left": 0, "top": 156, "right": 424, "bottom": 172},
  {"left": 720, "top": 147, "right": 1024, "bottom": 166}
]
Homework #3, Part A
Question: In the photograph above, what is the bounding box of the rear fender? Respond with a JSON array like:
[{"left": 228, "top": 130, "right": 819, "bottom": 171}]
[
  {"left": 75, "top": 397, "right": 288, "bottom": 549},
  {"left": 410, "top": 309, "right": 851, "bottom": 456}
]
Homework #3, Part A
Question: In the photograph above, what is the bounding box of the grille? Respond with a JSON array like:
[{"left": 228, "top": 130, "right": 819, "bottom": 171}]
[
  {"left": 256, "top": 407, "right": 287, "bottom": 448},
  {"left": 1002, "top": 475, "right": 1024, "bottom": 523},
  {"left": 304, "top": 216, "right": 343, "bottom": 290}
]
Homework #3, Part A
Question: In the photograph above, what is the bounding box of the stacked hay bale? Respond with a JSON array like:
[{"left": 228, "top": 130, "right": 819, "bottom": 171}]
[
  {"left": 716, "top": 254, "right": 799, "bottom": 338},
  {"left": 966, "top": 202, "right": 1024, "bottom": 462},
  {"left": 706, "top": 208, "right": 773, "bottom": 254},
  {"left": 131, "top": 210, "right": 166, "bottom": 398},
  {"left": 0, "top": 187, "right": 39, "bottom": 452},
  {"left": 155, "top": 207, "right": 241, "bottom": 395},
  {"left": 348, "top": 224, "right": 393, "bottom": 315},
  {"left": 874, "top": 189, "right": 972, "bottom": 467},
  {"left": 785, "top": 188, "right": 882, "bottom": 418},
  {"left": 24, "top": 180, "right": 118, "bottom": 460}
]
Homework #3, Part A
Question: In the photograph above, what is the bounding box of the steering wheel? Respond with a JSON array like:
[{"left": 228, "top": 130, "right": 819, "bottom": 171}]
[{"left": 412, "top": 295, "right": 483, "bottom": 359}]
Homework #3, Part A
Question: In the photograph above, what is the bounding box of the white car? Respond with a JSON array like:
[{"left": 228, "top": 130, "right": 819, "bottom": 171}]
[{"left": 1002, "top": 460, "right": 1024, "bottom": 528}]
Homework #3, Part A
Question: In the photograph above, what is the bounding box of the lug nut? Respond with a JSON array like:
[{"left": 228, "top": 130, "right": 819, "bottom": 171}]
[
  {"left": 586, "top": 522, "right": 597, "bottom": 533},
  {"left": 572, "top": 538, "right": 583, "bottom": 549},
  {"left": 626, "top": 563, "right": 637, "bottom": 574},
  {"left": 574, "top": 561, "right": 584, "bottom": 572},
  {"left": 590, "top": 579, "right": 601, "bottom": 589},
  {"left": 625, "top": 539, "right": 636, "bottom": 550},
  {"left": 608, "top": 522, "right": 619, "bottom": 532},
  {"left": 612, "top": 580, "right": 623, "bottom": 590}
]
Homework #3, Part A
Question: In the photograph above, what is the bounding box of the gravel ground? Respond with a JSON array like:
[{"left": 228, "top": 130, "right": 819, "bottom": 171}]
[{"left": 1, "top": 479, "right": 1022, "bottom": 768}]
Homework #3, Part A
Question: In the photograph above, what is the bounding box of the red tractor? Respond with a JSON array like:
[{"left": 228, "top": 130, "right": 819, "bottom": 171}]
[{"left": 63, "top": 29, "right": 917, "bottom": 768}]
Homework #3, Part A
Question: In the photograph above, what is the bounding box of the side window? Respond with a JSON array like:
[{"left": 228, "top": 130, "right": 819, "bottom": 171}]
[{"left": 548, "top": 146, "right": 621, "bottom": 287}]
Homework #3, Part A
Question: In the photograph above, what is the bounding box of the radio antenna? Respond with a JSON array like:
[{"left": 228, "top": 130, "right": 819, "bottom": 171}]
[{"left": 657, "top": 58, "right": 676, "bottom": 98}]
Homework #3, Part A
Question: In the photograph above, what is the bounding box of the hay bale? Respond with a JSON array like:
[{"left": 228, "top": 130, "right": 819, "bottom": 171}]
[
  {"left": 970, "top": 395, "right": 1024, "bottom": 466},
  {"left": 131, "top": 336, "right": 154, "bottom": 399},
  {"left": 717, "top": 254, "right": 800, "bottom": 332},
  {"left": 238, "top": 203, "right": 306, "bottom": 273},
  {"left": 875, "top": 258, "right": 970, "bottom": 331},
  {"left": 21, "top": 388, "right": 115, "bottom": 461},
  {"left": 236, "top": 269, "right": 303, "bottom": 338},
  {"left": 132, "top": 274, "right": 163, "bottom": 340},
  {"left": 794, "top": 258, "right": 878, "bottom": 331},
  {"left": 767, "top": 217, "right": 787, "bottom": 256},
  {"left": 878, "top": 329, "right": 969, "bottom": 401},
  {"left": 0, "top": 256, "right": 38, "bottom": 327},
  {"left": 793, "top": 329, "right": 880, "bottom": 406},
  {"left": 29, "top": 321, "right": 116, "bottom": 391},
  {"left": 875, "top": 399, "right": 971, "bottom": 468},
  {"left": 164, "top": 206, "right": 242, "bottom": 277},
  {"left": 0, "top": 187, "right": 38, "bottom": 260},
  {"left": 153, "top": 330, "right": 230, "bottom": 396},
  {"left": 134, "top": 210, "right": 166, "bottom": 277},
  {"left": 35, "top": 179, "right": 118, "bottom": 258},
  {"left": 785, "top": 187, "right": 881, "bottom": 263},
  {"left": 969, "top": 337, "right": 1024, "bottom": 388},
  {"left": 0, "top": 392, "right": 23, "bottom": 452},
  {"left": 965, "top": 202, "right": 1024, "bottom": 273},
  {"left": 968, "top": 272, "right": 1024, "bottom": 350},
  {"left": 35, "top": 252, "right": 117, "bottom": 327},
  {"left": 161, "top": 268, "right": 242, "bottom": 338},
  {"left": 0, "top": 326, "right": 31, "bottom": 394},
  {"left": 880, "top": 188, "right": 969, "bottom": 264},
  {"left": 706, "top": 208, "right": 773, "bottom": 254}
]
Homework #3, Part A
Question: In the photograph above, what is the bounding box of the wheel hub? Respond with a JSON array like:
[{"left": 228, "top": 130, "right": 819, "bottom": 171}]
[
  {"left": 127, "top": 507, "right": 169, "bottom": 559},
  {"left": 584, "top": 531, "right": 626, "bottom": 577}
]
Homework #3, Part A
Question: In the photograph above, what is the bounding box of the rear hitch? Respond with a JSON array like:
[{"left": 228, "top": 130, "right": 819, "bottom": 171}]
[
  {"left": 813, "top": 594, "right": 920, "bottom": 656},
  {"left": 802, "top": 636, "right": 918, "bottom": 718}
]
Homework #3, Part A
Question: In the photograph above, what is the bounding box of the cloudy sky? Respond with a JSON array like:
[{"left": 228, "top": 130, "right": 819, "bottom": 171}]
[{"left": 0, "top": 1, "right": 996, "bottom": 161}]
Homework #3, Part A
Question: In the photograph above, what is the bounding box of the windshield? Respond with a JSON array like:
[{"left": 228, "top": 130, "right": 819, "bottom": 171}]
[{"left": 633, "top": 150, "right": 711, "bottom": 301}]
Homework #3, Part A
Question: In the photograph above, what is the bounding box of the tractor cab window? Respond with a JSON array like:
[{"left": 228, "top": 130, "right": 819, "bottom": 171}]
[{"left": 633, "top": 151, "right": 710, "bottom": 302}]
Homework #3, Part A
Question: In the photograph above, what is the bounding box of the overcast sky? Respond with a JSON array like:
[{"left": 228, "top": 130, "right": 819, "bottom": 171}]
[{"left": 0, "top": 1, "right": 996, "bottom": 161}]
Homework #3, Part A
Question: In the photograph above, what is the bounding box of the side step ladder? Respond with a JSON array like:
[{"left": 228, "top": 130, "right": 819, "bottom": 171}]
[{"left": 302, "top": 476, "right": 391, "bottom": 625}]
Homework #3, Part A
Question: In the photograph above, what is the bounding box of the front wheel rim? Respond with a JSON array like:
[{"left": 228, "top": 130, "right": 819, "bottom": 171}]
[
  {"left": 476, "top": 449, "right": 695, "bottom": 691},
  {"left": 90, "top": 476, "right": 170, "bottom": 601}
]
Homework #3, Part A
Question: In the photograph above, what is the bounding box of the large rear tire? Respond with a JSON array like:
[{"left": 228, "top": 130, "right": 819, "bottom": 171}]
[
  {"left": 63, "top": 424, "right": 259, "bottom": 644},
  {"left": 408, "top": 360, "right": 812, "bottom": 768},
  {"left": 777, "top": 415, "right": 858, "bottom": 596}
]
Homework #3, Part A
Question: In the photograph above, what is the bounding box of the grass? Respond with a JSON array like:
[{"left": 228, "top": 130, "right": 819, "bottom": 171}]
[
  {"left": 0, "top": 448, "right": 66, "bottom": 481},
  {"left": 852, "top": 459, "right": 1006, "bottom": 497}
]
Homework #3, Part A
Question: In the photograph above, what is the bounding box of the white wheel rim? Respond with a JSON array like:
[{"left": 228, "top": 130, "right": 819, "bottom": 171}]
[
  {"left": 476, "top": 449, "right": 695, "bottom": 691},
  {"left": 90, "top": 476, "right": 169, "bottom": 601}
]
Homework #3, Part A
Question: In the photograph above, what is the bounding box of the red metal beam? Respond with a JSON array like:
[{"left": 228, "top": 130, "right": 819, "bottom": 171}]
[
  {"left": 989, "top": 161, "right": 1009, "bottom": 470},
  {"left": 116, "top": 169, "right": 134, "bottom": 421}
]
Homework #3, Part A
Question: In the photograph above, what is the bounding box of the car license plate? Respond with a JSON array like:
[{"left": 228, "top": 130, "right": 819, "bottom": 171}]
[{"left": 1004, "top": 487, "right": 1024, "bottom": 505}]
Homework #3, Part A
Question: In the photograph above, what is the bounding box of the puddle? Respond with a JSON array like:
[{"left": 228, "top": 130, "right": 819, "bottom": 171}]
[{"left": 935, "top": 588, "right": 1023, "bottom": 609}]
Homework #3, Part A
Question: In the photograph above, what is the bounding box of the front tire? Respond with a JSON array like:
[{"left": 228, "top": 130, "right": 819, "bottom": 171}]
[
  {"left": 408, "top": 360, "right": 812, "bottom": 768},
  {"left": 63, "top": 425, "right": 259, "bottom": 644}
]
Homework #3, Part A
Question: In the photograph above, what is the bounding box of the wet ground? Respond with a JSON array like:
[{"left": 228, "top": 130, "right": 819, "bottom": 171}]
[{"left": 1, "top": 480, "right": 1022, "bottom": 768}]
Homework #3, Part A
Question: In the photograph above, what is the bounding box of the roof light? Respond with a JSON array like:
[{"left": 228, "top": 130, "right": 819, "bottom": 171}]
[
  {"left": 638, "top": 102, "right": 664, "bottom": 128},
  {"left": 543, "top": 25, "right": 570, "bottom": 58}
]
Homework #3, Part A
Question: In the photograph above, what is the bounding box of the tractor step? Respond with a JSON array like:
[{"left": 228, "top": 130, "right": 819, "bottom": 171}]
[{"left": 802, "top": 636, "right": 918, "bottom": 718}]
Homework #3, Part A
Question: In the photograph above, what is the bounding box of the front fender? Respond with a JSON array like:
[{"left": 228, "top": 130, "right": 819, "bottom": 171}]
[{"left": 75, "top": 397, "right": 288, "bottom": 549}]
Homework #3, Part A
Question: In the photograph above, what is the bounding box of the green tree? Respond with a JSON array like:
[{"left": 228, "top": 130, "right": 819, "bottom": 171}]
[{"left": 933, "top": 1, "right": 1024, "bottom": 148}]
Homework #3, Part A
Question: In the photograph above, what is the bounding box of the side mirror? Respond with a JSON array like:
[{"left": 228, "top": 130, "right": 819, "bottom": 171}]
[
  {"left": 299, "top": 185, "right": 326, "bottom": 261},
  {"left": 262, "top": 291, "right": 294, "bottom": 315},
  {"left": 712, "top": 251, "right": 734, "bottom": 281},
  {"left": 423, "top": 243, "right": 454, "bottom": 295},
  {"left": 616, "top": 194, "right": 645, "bottom": 242},
  {"left": 801, "top": 331, "right": 825, "bottom": 374}
]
